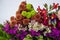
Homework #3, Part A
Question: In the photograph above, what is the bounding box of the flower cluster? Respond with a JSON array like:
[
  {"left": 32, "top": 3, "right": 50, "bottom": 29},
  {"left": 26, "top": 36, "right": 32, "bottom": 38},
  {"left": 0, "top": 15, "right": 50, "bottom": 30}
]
[{"left": 1, "top": 1, "right": 60, "bottom": 40}]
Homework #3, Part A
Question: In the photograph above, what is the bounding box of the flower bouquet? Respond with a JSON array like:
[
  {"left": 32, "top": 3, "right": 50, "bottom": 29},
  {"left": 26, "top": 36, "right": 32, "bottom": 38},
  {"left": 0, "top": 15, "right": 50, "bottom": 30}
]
[{"left": 0, "top": 1, "right": 60, "bottom": 40}]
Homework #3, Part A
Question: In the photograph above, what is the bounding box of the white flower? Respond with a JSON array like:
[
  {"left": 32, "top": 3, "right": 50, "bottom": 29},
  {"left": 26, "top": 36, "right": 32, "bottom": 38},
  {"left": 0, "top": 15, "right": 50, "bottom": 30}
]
[
  {"left": 43, "top": 27, "right": 51, "bottom": 36},
  {"left": 18, "top": 24, "right": 27, "bottom": 31},
  {"left": 46, "top": 28, "right": 51, "bottom": 33},
  {"left": 32, "top": 22, "right": 39, "bottom": 32},
  {"left": 28, "top": 20, "right": 47, "bottom": 32},
  {"left": 48, "top": 9, "right": 57, "bottom": 13},
  {"left": 18, "top": 24, "right": 22, "bottom": 30},
  {"left": 38, "top": 23, "right": 46, "bottom": 30}
]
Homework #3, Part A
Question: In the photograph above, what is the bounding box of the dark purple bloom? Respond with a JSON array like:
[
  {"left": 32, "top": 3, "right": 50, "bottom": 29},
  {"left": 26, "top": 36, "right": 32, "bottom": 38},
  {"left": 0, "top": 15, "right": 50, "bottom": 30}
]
[
  {"left": 56, "top": 18, "right": 60, "bottom": 29},
  {"left": 46, "top": 28, "right": 60, "bottom": 39},
  {"left": 16, "top": 30, "right": 28, "bottom": 40},
  {"left": 3, "top": 24, "right": 18, "bottom": 34},
  {"left": 29, "top": 29, "right": 40, "bottom": 36}
]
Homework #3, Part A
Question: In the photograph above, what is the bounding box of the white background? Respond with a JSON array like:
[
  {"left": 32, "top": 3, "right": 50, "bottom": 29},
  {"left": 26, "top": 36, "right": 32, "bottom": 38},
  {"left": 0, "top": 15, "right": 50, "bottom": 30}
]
[{"left": 0, "top": 0, "right": 60, "bottom": 24}]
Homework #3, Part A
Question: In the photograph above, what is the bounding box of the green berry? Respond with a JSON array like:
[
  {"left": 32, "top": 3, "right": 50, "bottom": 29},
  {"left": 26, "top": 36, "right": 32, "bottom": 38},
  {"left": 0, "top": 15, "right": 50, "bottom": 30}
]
[
  {"left": 26, "top": 4, "right": 34, "bottom": 11},
  {"left": 21, "top": 11, "right": 27, "bottom": 17},
  {"left": 26, "top": 12, "right": 32, "bottom": 18},
  {"left": 31, "top": 10, "right": 36, "bottom": 16}
]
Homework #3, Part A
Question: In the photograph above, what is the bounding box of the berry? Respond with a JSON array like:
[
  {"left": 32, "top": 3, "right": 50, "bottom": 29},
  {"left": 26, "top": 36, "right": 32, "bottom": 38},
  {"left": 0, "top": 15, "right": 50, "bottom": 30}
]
[
  {"left": 26, "top": 12, "right": 32, "bottom": 18},
  {"left": 26, "top": 4, "right": 34, "bottom": 11},
  {"left": 31, "top": 10, "right": 36, "bottom": 16},
  {"left": 21, "top": 11, "right": 27, "bottom": 17}
]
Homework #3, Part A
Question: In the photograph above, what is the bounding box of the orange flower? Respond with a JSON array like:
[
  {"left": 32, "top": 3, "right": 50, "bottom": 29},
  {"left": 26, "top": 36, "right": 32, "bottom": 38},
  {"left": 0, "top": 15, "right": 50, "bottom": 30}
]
[
  {"left": 31, "top": 14, "right": 41, "bottom": 23},
  {"left": 10, "top": 16, "right": 15, "bottom": 21},
  {"left": 16, "top": 11, "right": 20, "bottom": 15},
  {"left": 16, "top": 13, "right": 23, "bottom": 20},
  {"left": 23, "top": 19, "right": 30, "bottom": 25},
  {"left": 18, "top": 1, "right": 27, "bottom": 13},
  {"left": 17, "top": 20, "right": 23, "bottom": 25},
  {"left": 10, "top": 20, "right": 17, "bottom": 27}
]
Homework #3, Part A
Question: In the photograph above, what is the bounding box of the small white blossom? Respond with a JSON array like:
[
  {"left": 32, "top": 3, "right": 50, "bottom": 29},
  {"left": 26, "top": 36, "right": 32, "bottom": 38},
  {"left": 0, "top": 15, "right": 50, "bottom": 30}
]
[
  {"left": 43, "top": 27, "right": 51, "bottom": 36},
  {"left": 18, "top": 24, "right": 22, "bottom": 30},
  {"left": 28, "top": 20, "right": 47, "bottom": 32}
]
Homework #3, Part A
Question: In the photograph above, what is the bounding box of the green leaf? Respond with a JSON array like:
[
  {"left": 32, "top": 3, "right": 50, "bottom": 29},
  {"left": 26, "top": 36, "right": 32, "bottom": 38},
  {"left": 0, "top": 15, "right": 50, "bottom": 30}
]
[
  {"left": 0, "top": 24, "right": 3, "bottom": 28},
  {"left": 32, "top": 36, "right": 38, "bottom": 40},
  {"left": 38, "top": 35, "right": 43, "bottom": 40},
  {"left": 24, "top": 38, "right": 32, "bottom": 40},
  {"left": 24, "top": 34, "right": 32, "bottom": 40},
  {"left": 0, "top": 30, "right": 10, "bottom": 39},
  {"left": 47, "top": 37, "right": 54, "bottom": 40},
  {"left": 0, "top": 37, "right": 8, "bottom": 40},
  {"left": 49, "top": 5, "right": 53, "bottom": 11},
  {"left": 44, "top": 3, "right": 48, "bottom": 11}
]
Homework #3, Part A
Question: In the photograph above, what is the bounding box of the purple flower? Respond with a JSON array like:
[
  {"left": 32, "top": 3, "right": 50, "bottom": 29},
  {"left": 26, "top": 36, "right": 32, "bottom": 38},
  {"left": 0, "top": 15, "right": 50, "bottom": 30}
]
[
  {"left": 30, "top": 29, "right": 40, "bottom": 36},
  {"left": 3, "top": 24, "right": 18, "bottom": 34},
  {"left": 46, "top": 28, "right": 60, "bottom": 39},
  {"left": 16, "top": 30, "right": 28, "bottom": 40}
]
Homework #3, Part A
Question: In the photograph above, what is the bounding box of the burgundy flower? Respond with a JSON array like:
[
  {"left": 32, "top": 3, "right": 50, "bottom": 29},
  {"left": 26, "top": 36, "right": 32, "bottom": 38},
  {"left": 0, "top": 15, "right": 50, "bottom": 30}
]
[
  {"left": 56, "top": 18, "right": 60, "bottom": 29},
  {"left": 42, "top": 8, "right": 47, "bottom": 16},
  {"left": 37, "top": 6, "right": 42, "bottom": 13},
  {"left": 42, "top": 16, "right": 49, "bottom": 26}
]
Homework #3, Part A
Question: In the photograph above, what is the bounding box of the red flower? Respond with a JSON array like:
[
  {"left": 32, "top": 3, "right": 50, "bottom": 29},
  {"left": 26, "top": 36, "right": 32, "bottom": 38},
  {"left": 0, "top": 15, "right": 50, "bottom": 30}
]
[{"left": 53, "top": 3, "right": 59, "bottom": 9}]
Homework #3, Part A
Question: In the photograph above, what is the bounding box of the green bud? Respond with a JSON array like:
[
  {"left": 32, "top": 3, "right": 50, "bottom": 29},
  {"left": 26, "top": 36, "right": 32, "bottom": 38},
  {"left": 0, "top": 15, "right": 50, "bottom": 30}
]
[
  {"left": 26, "top": 4, "right": 34, "bottom": 11},
  {"left": 31, "top": 10, "right": 36, "bottom": 16},
  {"left": 26, "top": 12, "right": 32, "bottom": 18},
  {"left": 21, "top": 11, "right": 27, "bottom": 17}
]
